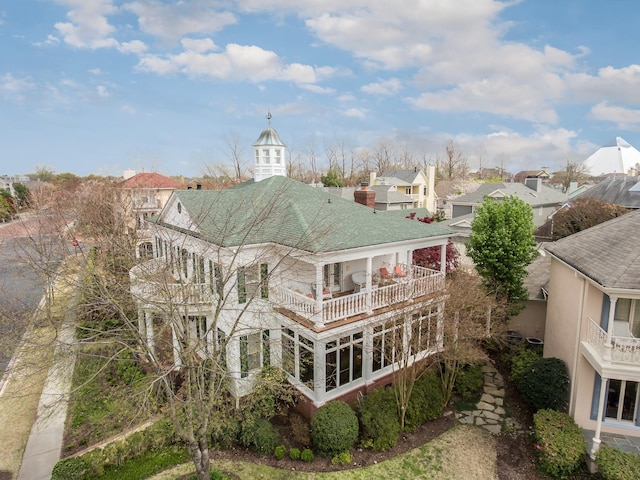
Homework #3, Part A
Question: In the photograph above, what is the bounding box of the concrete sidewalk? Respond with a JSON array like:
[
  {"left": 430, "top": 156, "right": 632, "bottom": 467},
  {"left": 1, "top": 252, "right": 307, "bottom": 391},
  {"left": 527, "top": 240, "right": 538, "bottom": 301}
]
[{"left": 17, "top": 307, "right": 77, "bottom": 480}]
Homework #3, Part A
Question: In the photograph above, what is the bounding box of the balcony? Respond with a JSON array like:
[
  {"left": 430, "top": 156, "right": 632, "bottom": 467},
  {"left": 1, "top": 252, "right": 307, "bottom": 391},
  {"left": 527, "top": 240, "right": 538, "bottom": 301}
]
[
  {"left": 130, "top": 259, "right": 214, "bottom": 306},
  {"left": 274, "top": 265, "right": 445, "bottom": 327},
  {"left": 585, "top": 318, "right": 640, "bottom": 365}
]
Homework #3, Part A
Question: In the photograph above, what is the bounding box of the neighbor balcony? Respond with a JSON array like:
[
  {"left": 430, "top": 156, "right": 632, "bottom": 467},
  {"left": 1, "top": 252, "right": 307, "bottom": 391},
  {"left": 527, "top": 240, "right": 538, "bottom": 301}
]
[
  {"left": 273, "top": 264, "right": 445, "bottom": 327},
  {"left": 584, "top": 318, "right": 640, "bottom": 368}
]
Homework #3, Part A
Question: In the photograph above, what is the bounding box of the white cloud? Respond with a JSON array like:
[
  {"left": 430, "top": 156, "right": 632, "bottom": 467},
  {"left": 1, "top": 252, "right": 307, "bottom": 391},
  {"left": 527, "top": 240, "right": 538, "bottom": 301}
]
[
  {"left": 589, "top": 102, "right": 640, "bottom": 130},
  {"left": 0, "top": 73, "right": 35, "bottom": 102},
  {"left": 361, "top": 78, "right": 401, "bottom": 95},
  {"left": 124, "top": 0, "right": 236, "bottom": 42},
  {"left": 53, "top": 0, "right": 119, "bottom": 49},
  {"left": 89, "top": 68, "right": 103, "bottom": 75},
  {"left": 567, "top": 65, "right": 640, "bottom": 104},
  {"left": 342, "top": 107, "right": 367, "bottom": 119},
  {"left": 120, "top": 104, "right": 137, "bottom": 115},
  {"left": 96, "top": 85, "right": 110, "bottom": 97},
  {"left": 181, "top": 38, "right": 218, "bottom": 53},
  {"left": 136, "top": 43, "right": 330, "bottom": 87},
  {"left": 119, "top": 40, "right": 147, "bottom": 55}
]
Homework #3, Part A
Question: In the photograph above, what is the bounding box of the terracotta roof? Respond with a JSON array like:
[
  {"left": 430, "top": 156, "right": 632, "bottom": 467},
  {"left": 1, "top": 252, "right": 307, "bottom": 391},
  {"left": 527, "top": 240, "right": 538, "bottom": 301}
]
[
  {"left": 120, "top": 172, "right": 179, "bottom": 189},
  {"left": 545, "top": 209, "right": 640, "bottom": 290}
]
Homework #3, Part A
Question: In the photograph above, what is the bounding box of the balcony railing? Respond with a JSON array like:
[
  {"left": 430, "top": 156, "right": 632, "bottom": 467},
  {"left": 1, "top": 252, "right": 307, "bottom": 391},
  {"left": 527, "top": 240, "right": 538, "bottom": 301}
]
[
  {"left": 130, "top": 259, "right": 214, "bottom": 306},
  {"left": 586, "top": 318, "right": 640, "bottom": 364},
  {"left": 274, "top": 265, "right": 445, "bottom": 326}
]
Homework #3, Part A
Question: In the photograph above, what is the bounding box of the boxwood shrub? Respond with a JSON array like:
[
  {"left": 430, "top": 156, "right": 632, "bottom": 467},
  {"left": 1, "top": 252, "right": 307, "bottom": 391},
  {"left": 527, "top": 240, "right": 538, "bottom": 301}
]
[
  {"left": 520, "top": 357, "right": 570, "bottom": 411},
  {"left": 454, "top": 364, "right": 484, "bottom": 400},
  {"left": 311, "top": 401, "right": 359, "bottom": 457},
  {"left": 595, "top": 444, "right": 640, "bottom": 480},
  {"left": 357, "top": 387, "right": 401, "bottom": 451},
  {"left": 405, "top": 370, "right": 445, "bottom": 430},
  {"left": 533, "top": 409, "right": 585, "bottom": 478},
  {"left": 509, "top": 348, "right": 540, "bottom": 385}
]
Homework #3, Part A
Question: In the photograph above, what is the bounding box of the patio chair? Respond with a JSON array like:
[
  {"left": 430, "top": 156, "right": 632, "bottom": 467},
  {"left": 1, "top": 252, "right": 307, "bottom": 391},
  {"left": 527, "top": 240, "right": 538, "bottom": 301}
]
[
  {"left": 394, "top": 265, "right": 408, "bottom": 278},
  {"left": 380, "top": 267, "right": 393, "bottom": 280}
]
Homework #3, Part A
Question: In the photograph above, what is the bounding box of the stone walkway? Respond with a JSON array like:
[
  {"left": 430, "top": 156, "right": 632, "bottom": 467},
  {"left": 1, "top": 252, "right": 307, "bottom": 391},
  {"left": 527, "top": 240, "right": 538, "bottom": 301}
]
[{"left": 455, "top": 363, "right": 520, "bottom": 434}]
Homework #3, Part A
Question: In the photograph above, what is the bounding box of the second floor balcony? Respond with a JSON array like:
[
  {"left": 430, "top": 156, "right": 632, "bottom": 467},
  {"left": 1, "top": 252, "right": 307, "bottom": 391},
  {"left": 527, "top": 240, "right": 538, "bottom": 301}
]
[
  {"left": 273, "top": 264, "right": 445, "bottom": 328},
  {"left": 130, "top": 258, "right": 214, "bottom": 307},
  {"left": 585, "top": 318, "right": 640, "bottom": 367}
]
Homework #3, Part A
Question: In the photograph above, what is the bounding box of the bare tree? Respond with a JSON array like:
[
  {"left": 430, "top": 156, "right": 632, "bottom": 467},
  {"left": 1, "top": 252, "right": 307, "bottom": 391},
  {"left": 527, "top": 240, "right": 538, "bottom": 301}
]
[
  {"left": 223, "top": 133, "right": 248, "bottom": 182},
  {"left": 437, "top": 140, "right": 469, "bottom": 181},
  {"left": 438, "top": 270, "right": 506, "bottom": 405},
  {"left": 552, "top": 159, "right": 590, "bottom": 193}
]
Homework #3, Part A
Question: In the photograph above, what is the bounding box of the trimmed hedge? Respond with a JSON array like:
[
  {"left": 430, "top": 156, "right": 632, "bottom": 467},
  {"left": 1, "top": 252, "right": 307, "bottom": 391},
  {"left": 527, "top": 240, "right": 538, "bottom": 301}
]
[
  {"left": 509, "top": 348, "right": 540, "bottom": 385},
  {"left": 242, "top": 418, "right": 280, "bottom": 456},
  {"left": 311, "top": 401, "right": 359, "bottom": 457},
  {"left": 520, "top": 357, "right": 570, "bottom": 411},
  {"left": 454, "top": 364, "right": 484, "bottom": 400},
  {"left": 357, "top": 387, "right": 401, "bottom": 451},
  {"left": 533, "top": 409, "right": 585, "bottom": 478},
  {"left": 595, "top": 444, "right": 640, "bottom": 480},
  {"left": 405, "top": 371, "right": 445, "bottom": 430}
]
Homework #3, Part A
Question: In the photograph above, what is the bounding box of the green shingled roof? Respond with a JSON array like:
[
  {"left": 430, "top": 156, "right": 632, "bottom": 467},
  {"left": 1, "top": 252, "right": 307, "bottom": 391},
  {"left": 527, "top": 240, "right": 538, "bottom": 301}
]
[{"left": 163, "top": 176, "right": 452, "bottom": 253}]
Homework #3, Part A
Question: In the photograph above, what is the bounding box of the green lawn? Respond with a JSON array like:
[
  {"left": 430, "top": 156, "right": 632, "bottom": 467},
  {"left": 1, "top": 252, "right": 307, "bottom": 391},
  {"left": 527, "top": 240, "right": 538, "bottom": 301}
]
[{"left": 150, "top": 424, "right": 498, "bottom": 480}]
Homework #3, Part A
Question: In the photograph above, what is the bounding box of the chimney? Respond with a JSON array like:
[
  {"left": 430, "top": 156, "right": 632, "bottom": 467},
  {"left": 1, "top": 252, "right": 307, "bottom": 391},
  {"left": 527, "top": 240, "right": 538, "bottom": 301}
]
[
  {"left": 525, "top": 176, "right": 542, "bottom": 192},
  {"left": 354, "top": 182, "right": 375, "bottom": 208}
]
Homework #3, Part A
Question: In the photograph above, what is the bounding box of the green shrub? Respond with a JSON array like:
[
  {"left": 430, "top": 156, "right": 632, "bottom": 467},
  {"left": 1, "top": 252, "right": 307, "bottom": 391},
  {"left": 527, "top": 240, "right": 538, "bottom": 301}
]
[
  {"left": 243, "top": 418, "right": 280, "bottom": 456},
  {"left": 595, "top": 444, "right": 640, "bottom": 480},
  {"left": 533, "top": 409, "right": 585, "bottom": 478},
  {"left": 520, "top": 357, "right": 570, "bottom": 411},
  {"left": 301, "top": 448, "right": 314, "bottom": 462},
  {"left": 187, "top": 468, "right": 232, "bottom": 480},
  {"left": 289, "top": 447, "right": 301, "bottom": 460},
  {"left": 274, "top": 445, "right": 286, "bottom": 460},
  {"left": 405, "top": 371, "right": 445, "bottom": 430},
  {"left": 454, "top": 364, "right": 484, "bottom": 399},
  {"left": 357, "top": 387, "right": 401, "bottom": 451},
  {"left": 310, "top": 401, "right": 359, "bottom": 457},
  {"left": 331, "top": 450, "right": 353, "bottom": 466},
  {"left": 52, "top": 456, "right": 94, "bottom": 480},
  {"left": 509, "top": 348, "right": 541, "bottom": 385}
]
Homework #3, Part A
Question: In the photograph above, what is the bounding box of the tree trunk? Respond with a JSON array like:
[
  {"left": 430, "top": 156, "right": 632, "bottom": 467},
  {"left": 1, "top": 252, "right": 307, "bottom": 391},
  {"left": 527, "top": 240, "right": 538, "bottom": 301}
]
[{"left": 188, "top": 437, "right": 211, "bottom": 480}]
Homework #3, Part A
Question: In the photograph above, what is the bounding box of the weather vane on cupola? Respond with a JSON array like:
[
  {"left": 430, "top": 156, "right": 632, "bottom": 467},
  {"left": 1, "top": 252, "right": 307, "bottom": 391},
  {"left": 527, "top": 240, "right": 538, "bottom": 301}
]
[{"left": 266, "top": 111, "right": 272, "bottom": 126}]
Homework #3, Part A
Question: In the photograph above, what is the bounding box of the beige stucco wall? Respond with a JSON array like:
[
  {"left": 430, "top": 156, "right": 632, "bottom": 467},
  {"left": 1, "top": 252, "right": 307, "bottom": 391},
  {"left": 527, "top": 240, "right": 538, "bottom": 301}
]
[{"left": 509, "top": 300, "right": 546, "bottom": 340}]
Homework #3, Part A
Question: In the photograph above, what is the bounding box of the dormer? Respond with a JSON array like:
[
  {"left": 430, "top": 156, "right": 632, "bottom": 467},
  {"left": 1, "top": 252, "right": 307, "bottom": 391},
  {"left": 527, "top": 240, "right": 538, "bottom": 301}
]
[{"left": 253, "top": 113, "right": 287, "bottom": 182}]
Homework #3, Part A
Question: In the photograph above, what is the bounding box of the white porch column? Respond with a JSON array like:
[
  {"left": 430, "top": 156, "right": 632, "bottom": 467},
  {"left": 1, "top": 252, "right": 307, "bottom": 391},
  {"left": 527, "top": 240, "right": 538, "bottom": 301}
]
[
  {"left": 590, "top": 375, "right": 609, "bottom": 459},
  {"left": 314, "top": 341, "right": 325, "bottom": 404},
  {"left": 314, "top": 264, "right": 324, "bottom": 327},
  {"left": 440, "top": 242, "right": 447, "bottom": 274},
  {"left": 604, "top": 297, "right": 617, "bottom": 362},
  {"left": 145, "top": 311, "right": 155, "bottom": 353},
  {"left": 366, "top": 256, "right": 373, "bottom": 312}
]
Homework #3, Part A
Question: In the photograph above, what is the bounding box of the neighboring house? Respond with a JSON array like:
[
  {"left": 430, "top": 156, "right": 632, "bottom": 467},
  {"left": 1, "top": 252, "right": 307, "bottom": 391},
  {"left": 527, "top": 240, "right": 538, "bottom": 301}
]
[
  {"left": 512, "top": 170, "right": 550, "bottom": 183},
  {"left": 129, "top": 123, "right": 453, "bottom": 416},
  {"left": 583, "top": 137, "right": 640, "bottom": 177},
  {"left": 508, "top": 251, "right": 550, "bottom": 341},
  {"left": 370, "top": 184, "right": 416, "bottom": 211},
  {"left": 544, "top": 210, "right": 640, "bottom": 457},
  {"left": 571, "top": 175, "right": 640, "bottom": 210},
  {"left": 118, "top": 171, "right": 180, "bottom": 258},
  {"left": 1, "top": 174, "right": 29, "bottom": 197},
  {"left": 448, "top": 178, "right": 568, "bottom": 228},
  {"left": 371, "top": 166, "right": 437, "bottom": 213}
]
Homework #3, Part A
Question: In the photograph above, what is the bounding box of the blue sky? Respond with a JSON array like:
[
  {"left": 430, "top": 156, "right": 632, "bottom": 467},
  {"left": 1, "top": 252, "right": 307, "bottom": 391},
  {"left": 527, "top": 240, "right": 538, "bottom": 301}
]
[{"left": 2, "top": 0, "right": 640, "bottom": 178}]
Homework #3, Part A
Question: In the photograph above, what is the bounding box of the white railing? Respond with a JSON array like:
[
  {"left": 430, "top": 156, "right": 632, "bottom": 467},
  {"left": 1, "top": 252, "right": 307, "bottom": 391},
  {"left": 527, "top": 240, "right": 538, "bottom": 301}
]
[
  {"left": 274, "top": 265, "right": 444, "bottom": 325},
  {"left": 130, "top": 259, "right": 214, "bottom": 306},
  {"left": 586, "top": 318, "right": 640, "bottom": 365}
]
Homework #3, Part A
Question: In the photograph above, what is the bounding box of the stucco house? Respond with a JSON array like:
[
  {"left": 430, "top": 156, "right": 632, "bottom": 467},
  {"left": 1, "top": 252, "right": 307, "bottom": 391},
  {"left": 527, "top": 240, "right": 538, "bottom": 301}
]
[
  {"left": 118, "top": 171, "right": 180, "bottom": 258},
  {"left": 371, "top": 166, "right": 438, "bottom": 213},
  {"left": 129, "top": 123, "right": 453, "bottom": 415},
  {"left": 543, "top": 209, "right": 640, "bottom": 457}
]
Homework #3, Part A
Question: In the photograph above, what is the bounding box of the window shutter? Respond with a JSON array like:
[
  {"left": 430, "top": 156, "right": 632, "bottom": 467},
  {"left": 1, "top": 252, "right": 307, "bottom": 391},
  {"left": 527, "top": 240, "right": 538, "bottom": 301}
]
[{"left": 237, "top": 267, "right": 246, "bottom": 304}]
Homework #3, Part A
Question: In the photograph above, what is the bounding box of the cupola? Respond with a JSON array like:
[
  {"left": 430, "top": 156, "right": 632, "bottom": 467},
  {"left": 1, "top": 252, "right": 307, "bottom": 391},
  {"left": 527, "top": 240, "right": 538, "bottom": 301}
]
[{"left": 252, "top": 113, "right": 287, "bottom": 182}]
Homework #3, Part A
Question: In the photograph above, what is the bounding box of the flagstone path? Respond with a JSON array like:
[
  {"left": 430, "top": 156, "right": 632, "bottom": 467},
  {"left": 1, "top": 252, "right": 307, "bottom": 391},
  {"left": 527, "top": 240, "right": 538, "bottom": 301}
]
[{"left": 455, "top": 363, "right": 521, "bottom": 434}]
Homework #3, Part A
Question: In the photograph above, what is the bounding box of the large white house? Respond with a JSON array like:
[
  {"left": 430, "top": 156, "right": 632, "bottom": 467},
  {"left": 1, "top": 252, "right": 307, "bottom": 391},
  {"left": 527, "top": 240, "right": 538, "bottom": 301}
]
[{"left": 129, "top": 122, "right": 453, "bottom": 415}]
